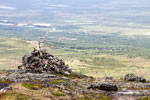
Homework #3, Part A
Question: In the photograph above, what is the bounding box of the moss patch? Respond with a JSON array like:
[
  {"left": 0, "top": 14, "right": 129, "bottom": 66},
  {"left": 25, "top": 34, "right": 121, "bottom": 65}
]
[
  {"left": 137, "top": 97, "right": 150, "bottom": 100},
  {"left": 76, "top": 94, "right": 93, "bottom": 100},
  {"left": 52, "top": 90, "right": 66, "bottom": 96},
  {"left": 0, "top": 92, "right": 30, "bottom": 100},
  {"left": 65, "top": 87, "right": 76, "bottom": 91},
  {"left": 53, "top": 72, "right": 87, "bottom": 79},
  {"left": 48, "top": 79, "right": 66, "bottom": 84},
  {"left": 97, "top": 94, "right": 110, "bottom": 100},
  {"left": 22, "top": 82, "right": 43, "bottom": 90},
  {"left": 0, "top": 80, "right": 12, "bottom": 84}
]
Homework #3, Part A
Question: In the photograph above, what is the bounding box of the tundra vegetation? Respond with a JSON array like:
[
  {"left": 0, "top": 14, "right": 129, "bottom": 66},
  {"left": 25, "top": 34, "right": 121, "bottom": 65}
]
[{"left": 1, "top": 31, "right": 150, "bottom": 78}]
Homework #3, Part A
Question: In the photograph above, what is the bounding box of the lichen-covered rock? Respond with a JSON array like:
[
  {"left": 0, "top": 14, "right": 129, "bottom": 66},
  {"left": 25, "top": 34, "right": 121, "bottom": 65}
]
[
  {"left": 18, "top": 49, "right": 72, "bottom": 74},
  {"left": 125, "top": 73, "right": 146, "bottom": 83},
  {"left": 7, "top": 70, "right": 57, "bottom": 82}
]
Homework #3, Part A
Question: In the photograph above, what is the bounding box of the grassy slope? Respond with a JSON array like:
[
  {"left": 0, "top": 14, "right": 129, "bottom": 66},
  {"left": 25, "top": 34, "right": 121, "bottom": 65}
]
[
  {"left": 1, "top": 18, "right": 150, "bottom": 78},
  {"left": 0, "top": 37, "right": 36, "bottom": 69},
  {"left": 1, "top": 35, "right": 150, "bottom": 79}
]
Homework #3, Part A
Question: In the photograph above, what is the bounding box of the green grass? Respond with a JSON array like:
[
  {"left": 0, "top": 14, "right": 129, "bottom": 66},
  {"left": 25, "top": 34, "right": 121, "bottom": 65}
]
[
  {"left": 76, "top": 93, "right": 110, "bottom": 100},
  {"left": 137, "top": 97, "right": 150, "bottom": 100},
  {"left": 91, "top": 57, "right": 126, "bottom": 69},
  {"left": 53, "top": 72, "right": 80, "bottom": 79},
  {"left": 76, "top": 95, "right": 93, "bottom": 100},
  {"left": 65, "top": 87, "right": 76, "bottom": 91},
  {"left": 48, "top": 79, "right": 66, "bottom": 84},
  {"left": 52, "top": 91, "right": 66, "bottom": 96},
  {"left": 22, "top": 82, "right": 43, "bottom": 90},
  {"left": 97, "top": 94, "right": 110, "bottom": 100}
]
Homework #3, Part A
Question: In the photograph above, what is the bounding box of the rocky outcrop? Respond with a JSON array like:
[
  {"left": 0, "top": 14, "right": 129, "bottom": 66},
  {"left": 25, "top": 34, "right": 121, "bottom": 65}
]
[
  {"left": 18, "top": 49, "right": 72, "bottom": 74},
  {"left": 125, "top": 73, "right": 146, "bottom": 83},
  {"left": 7, "top": 70, "right": 58, "bottom": 82},
  {"left": 88, "top": 83, "right": 118, "bottom": 91}
]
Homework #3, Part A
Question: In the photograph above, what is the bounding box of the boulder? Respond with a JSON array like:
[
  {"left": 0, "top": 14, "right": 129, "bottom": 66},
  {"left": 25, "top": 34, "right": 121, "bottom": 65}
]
[
  {"left": 0, "top": 83, "right": 9, "bottom": 90},
  {"left": 105, "top": 76, "right": 113, "bottom": 80},
  {"left": 124, "top": 73, "right": 146, "bottom": 83},
  {"left": 88, "top": 83, "right": 118, "bottom": 91}
]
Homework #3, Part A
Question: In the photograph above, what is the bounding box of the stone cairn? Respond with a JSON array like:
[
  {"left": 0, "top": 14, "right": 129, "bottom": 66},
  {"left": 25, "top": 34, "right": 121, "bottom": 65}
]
[{"left": 18, "top": 48, "right": 72, "bottom": 75}]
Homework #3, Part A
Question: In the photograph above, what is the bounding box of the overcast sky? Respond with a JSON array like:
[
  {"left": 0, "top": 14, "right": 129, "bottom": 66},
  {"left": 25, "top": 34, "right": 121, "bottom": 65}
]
[{"left": 0, "top": 0, "right": 150, "bottom": 10}]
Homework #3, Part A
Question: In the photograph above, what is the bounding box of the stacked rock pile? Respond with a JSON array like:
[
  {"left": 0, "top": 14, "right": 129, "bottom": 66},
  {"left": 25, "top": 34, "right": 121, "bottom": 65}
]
[{"left": 18, "top": 49, "right": 72, "bottom": 74}]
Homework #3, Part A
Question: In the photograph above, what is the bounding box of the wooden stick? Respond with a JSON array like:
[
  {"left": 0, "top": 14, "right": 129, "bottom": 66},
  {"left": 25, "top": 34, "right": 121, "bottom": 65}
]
[
  {"left": 36, "top": 27, "right": 56, "bottom": 50},
  {"left": 37, "top": 31, "right": 49, "bottom": 50}
]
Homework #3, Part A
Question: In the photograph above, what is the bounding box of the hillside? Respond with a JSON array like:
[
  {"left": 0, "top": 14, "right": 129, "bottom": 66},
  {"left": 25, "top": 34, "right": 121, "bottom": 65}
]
[
  {"left": 1, "top": 0, "right": 150, "bottom": 99},
  {"left": 1, "top": 0, "right": 150, "bottom": 79},
  {"left": 0, "top": 48, "right": 150, "bottom": 100}
]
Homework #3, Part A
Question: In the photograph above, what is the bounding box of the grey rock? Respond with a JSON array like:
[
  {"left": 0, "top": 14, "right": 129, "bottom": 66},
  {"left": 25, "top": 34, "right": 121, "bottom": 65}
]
[
  {"left": 7, "top": 71, "right": 58, "bottom": 82},
  {"left": 88, "top": 83, "right": 118, "bottom": 91},
  {"left": 125, "top": 73, "right": 146, "bottom": 83}
]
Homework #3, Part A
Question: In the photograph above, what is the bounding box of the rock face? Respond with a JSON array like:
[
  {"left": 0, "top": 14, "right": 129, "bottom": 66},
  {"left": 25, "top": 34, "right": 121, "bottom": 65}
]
[
  {"left": 7, "top": 70, "right": 58, "bottom": 82},
  {"left": 18, "top": 49, "right": 72, "bottom": 74},
  {"left": 88, "top": 83, "right": 118, "bottom": 91},
  {"left": 125, "top": 73, "right": 146, "bottom": 83}
]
